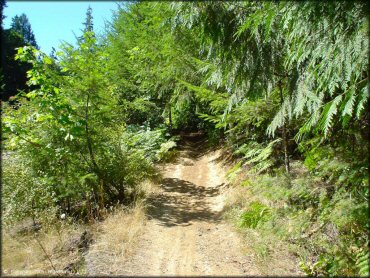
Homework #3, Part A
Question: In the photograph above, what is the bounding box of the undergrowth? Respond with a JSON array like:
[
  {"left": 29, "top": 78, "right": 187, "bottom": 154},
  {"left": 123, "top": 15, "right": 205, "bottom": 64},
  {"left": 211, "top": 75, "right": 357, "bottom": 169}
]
[
  {"left": 225, "top": 160, "right": 369, "bottom": 276},
  {"left": 2, "top": 220, "right": 87, "bottom": 276}
]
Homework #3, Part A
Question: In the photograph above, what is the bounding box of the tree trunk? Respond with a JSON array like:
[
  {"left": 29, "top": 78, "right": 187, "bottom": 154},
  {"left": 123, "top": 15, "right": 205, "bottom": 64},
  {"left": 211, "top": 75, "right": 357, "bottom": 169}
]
[
  {"left": 100, "top": 179, "right": 104, "bottom": 210},
  {"left": 169, "top": 105, "right": 173, "bottom": 130},
  {"left": 85, "top": 94, "right": 104, "bottom": 214},
  {"left": 85, "top": 94, "right": 99, "bottom": 172}
]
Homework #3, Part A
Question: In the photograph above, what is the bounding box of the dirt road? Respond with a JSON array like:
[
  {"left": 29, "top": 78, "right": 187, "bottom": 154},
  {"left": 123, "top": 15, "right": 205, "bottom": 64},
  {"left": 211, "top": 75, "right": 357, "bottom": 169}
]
[{"left": 87, "top": 135, "right": 260, "bottom": 275}]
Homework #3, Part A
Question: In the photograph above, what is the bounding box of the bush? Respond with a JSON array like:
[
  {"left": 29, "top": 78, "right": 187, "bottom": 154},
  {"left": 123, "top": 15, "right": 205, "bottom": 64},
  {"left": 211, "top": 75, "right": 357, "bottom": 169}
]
[
  {"left": 2, "top": 153, "right": 58, "bottom": 226},
  {"left": 2, "top": 124, "right": 176, "bottom": 223}
]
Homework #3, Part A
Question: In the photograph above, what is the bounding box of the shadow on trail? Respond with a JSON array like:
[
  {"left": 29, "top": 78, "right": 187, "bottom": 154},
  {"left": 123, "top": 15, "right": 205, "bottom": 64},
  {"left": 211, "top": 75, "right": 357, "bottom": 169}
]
[
  {"left": 161, "top": 178, "right": 223, "bottom": 198},
  {"left": 147, "top": 178, "right": 224, "bottom": 227},
  {"left": 176, "top": 132, "right": 213, "bottom": 160}
]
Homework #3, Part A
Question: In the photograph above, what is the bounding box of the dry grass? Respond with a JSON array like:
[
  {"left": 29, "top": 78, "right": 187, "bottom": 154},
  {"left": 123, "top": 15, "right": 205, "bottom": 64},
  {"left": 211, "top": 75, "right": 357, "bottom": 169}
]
[
  {"left": 91, "top": 202, "right": 146, "bottom": 256},
  {"left": 135, "top": 179, "right": 161, "bottom": 199},
  {"left": 85, "top": 202, "right": 147, "bottom": 274},
  {"left": 2, "top": 222, "right": 86, "bottom": 276},
  {"left": 2, "top": 179, "right": 159, "bottom": 276},
  {"left": 2, "top": 181, "right": 159, "bottom": 276},
  {"left": 85, "top": 179, "right": 158, "bottom": 275},
  {"left": 224, "top": 183, "right": 250, "bottom": 210}
]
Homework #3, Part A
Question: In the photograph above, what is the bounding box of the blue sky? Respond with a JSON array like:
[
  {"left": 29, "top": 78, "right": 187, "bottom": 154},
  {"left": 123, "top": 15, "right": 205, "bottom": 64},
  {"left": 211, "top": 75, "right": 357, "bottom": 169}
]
[{"left": 3, "top": 1, "right": 120, "bottom": 54}]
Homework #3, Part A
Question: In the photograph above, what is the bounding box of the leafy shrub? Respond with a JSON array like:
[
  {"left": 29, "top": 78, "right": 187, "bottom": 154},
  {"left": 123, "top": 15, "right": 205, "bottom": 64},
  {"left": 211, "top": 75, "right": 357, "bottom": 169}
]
[
  {"left": 2, "top": 153, "right": 57, "bottom": 226},
  {"left": 2, "top": 121, "right": 177, "bottom": 224}
]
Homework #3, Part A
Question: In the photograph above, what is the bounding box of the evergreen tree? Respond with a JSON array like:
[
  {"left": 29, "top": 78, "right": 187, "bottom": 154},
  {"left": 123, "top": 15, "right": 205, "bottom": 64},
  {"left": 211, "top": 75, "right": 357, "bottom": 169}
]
[
  {"left": 1, "top": 0, "right": 7, "bottom": 95},
  {"left": 10, "top": 13, "right": 38, "bottom": 48},
  {"left": 0, "top": 0, "right": 6, "bottom": 25},
  {"left": 1, "top": 13, "right": 39, "bottom": 100},
  {"left": 83, "top": 5, "right": 94, "bottom": 33}
]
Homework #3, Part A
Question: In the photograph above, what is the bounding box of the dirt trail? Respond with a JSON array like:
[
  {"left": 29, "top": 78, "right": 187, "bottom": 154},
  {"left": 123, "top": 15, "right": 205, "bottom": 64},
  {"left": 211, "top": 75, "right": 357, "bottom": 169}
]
[{"left": 87, "top": 134, "right": 260, "bottom": 275}]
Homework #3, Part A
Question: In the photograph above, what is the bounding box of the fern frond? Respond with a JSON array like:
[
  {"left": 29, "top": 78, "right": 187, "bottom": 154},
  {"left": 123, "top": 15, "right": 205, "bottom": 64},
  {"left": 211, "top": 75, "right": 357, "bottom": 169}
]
[
  {"left": 238, "top": 139, "right": 281, "bottom": 173},
  {"left": 355, "top": 85, "right": 369, "bottom": 119},
  {"left": 318, "top": 94, "right": 342, "bottom": 136},
  {"left": 293, "top": 80, "right": 309, "bottom": 117},
  {"left": 267, "top": 95, "right": 291, "bottom": 137},
  {"left": 341, "top": 88, "right": 356, "bottom": 117},
  {"left": 295, "top": 110, "right": 321, "bottom": 141}
]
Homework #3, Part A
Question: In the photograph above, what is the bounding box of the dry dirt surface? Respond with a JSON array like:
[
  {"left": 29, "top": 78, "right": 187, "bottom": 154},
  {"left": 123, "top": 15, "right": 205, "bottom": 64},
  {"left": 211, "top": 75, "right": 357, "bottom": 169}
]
[{"left": 86, "top": 134, "right": 260, "bottom": 276}]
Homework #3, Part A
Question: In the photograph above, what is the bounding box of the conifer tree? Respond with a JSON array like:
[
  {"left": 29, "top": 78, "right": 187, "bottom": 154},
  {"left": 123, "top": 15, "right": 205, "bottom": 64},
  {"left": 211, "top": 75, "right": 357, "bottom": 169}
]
[
  {"left": 83, "top": 6, "right": 94, "bottom": 33},
  {"left": 10, "top": 13, "right": 38, "bottom": 48},
  {"left": 1, "top": 13, "right": 38, "bottom": 100}
]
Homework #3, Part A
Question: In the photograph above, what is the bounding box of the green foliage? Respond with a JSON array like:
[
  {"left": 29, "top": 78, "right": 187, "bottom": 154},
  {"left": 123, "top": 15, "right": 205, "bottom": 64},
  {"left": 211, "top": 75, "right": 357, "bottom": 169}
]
[
  {"left": 239, "top": 202, "right": 271, "bottom": 228},
  {"left": 2, "top": 153, "right": 56, "bottom": 226},
  {"left": 229, "top": 166, "right": 369, "bottom": 276},
  {"left": 2, "top": 2, "right": 368, "bottom": 276},
  {"left": 281, "top": 2, "right": 368, "bottom": 137},
  {"left": 2, "top": 9, "right": 176, "bottom": 222},
  {"left": 236, "top": 139, "right": 282, "bottom": 173},
  {"left": 226, "top": 161, "right": 243, "bottom": 182},
  {"left": 10, "top": 13, "right": 38, "bottom": 47},
  {"left": 1, "top": 12, "right": 38, "bottom": 100},
  {"left": 356, "top": 248, "right": 370, "bottom": 277},
  {"left": 157, "top": 140, "right": 177, "bottom": 162},
  {"left": 300, "top": 136, "right": 368, "bottom": 201},
  {"left": 108, "top": 2, "right": 204, "bottom": 131}
]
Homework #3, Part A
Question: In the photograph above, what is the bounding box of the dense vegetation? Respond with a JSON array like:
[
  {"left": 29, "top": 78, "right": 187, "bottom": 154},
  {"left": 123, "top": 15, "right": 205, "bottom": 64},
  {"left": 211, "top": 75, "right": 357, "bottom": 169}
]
[
  {"left": 1, "top": 4, "right": 38, "bottom": 101},
  {"left": 2, "top": 1, "right": 369, "bottom": 276}
]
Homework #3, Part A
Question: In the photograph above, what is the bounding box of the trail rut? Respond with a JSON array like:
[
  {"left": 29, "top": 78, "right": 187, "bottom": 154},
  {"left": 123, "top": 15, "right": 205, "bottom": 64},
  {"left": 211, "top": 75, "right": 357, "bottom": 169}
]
[{"left": 87, "top": 135, "right": 260, "bottom": 275}]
